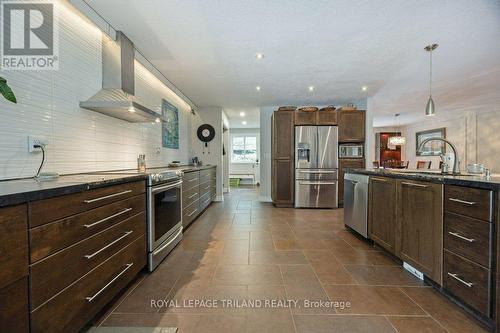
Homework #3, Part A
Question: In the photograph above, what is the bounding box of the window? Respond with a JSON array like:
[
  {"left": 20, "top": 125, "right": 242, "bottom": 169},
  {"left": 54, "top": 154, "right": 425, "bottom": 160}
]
[{"left": 231, "top": 135, "right": 257, "bottom": 163}]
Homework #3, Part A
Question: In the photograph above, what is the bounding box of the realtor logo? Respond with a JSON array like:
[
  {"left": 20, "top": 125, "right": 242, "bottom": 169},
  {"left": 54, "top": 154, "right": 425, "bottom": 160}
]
[{"left": 1, "top": 0, "right": 59, "bottom": 70}]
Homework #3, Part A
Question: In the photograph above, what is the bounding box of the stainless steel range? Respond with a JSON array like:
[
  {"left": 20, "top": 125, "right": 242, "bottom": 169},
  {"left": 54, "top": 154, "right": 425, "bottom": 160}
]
[
  {"left": 146, "top": 169, "right": 183, "bottom": 271},
  {"left": 96, "top": 168, "right": 183, "bottom": 271}
]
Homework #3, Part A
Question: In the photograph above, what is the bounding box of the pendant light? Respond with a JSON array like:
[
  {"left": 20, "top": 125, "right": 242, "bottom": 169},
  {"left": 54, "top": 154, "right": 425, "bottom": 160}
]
[
  {"left": 425, "top": 43, "right": 438, "bottom": 116},
  {"left": 388, "top": 114, "right": 406, "bottom": 146}
]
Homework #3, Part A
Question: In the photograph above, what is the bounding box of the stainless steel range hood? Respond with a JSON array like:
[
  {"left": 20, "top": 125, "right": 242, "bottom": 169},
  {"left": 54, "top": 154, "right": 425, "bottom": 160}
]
[{"left": 80, "top": 32, "right": 162, "bottom": 123}]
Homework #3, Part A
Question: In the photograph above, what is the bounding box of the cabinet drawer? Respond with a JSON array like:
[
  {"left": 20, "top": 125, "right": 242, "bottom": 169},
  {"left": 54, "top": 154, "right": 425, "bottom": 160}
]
[
  {"left": 200, "top": 192, "right": 212, "bottom": 211},
  {"left": 0, "top": 204, "right": 28, "bottom": 289},
  {"left": 444, "top": 212, "right": 491, "bottom": 268},
  {"left": 30, "top": 211, "right": 145, "bottom": 309},
  {"left": 29, "top": 181, "right": 146, "bottom": 227},
  {"left": 183, "top": 201, "right": 199, "bottom": 228},
  {"left": 0, "top": 277, "right": 29, "bottom": 333},
  {"left": 199, "top": 169, "right": 215, "bottom": 184},
  {"left": 182, "top": 186, "right": 199, "bottom": 207},
  {"left": 200, "top": 181, "right": 212, "bottom": 197},
  {"left": 445, "top": 185, "right": 492, "bottom": 222},
  {"left": 182, "top": 172, "right": 199, "bottom": 191},
  {"left": 30, "top": 194, "right": 146, "bottom": 262},
  {"left": 31, "top": 236, "right": 146, "bottom": 333},
  {"left": 443, "top": 250, "right": 489, "bottom": 316}
]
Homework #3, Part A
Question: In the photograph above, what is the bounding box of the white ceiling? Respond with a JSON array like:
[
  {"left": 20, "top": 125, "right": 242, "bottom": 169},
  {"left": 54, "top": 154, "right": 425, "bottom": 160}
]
[
  {"left": 224, "top": 107, "right": 260, "bottom": 128},
  {"left": 86, "top": 0, "right": 500, "bottom": 126}
]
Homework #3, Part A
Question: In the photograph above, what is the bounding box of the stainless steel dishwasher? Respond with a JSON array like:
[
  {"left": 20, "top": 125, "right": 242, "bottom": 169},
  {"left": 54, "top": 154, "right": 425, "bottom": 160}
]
[{"left": 344, "top": 173, "right": 369, "bottom": 238}]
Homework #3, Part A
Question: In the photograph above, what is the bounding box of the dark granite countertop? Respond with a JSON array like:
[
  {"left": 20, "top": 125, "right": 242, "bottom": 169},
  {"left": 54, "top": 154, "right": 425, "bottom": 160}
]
[
  {"left": 0, "top": 164, "right": 216, "bottom": 208},
  {"left": 0, "top": 173, "right": 148, "bottom": 208},
  {"left": 347, "top": 168, "right": 500, "bottom": 190}
]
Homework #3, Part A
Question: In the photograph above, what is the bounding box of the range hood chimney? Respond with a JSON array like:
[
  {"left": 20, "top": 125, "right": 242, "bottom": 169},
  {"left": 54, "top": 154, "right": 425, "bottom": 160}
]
[{"left": 80, "top": 31, "right": 162, "bottom": 123}]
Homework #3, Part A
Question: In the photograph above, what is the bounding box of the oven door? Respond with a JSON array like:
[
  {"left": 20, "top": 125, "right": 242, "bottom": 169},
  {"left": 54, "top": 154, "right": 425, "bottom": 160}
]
[{"left": 148, "top": 180, "right": 183, "bottom": 251}]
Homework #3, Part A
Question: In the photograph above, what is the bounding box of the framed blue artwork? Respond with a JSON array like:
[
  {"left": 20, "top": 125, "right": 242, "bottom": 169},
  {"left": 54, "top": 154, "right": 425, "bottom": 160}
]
[{"left": 162, "top": 99, "right": 179, "bottom": 149}]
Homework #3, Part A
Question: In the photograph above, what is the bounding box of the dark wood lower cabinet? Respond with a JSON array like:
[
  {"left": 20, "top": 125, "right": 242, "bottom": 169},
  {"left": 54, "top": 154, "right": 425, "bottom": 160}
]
[
  {"left": 272, "top": 159, "right": 294, "bottom": 207},
  {"left": 0, "top": 277, "right": 29, "bottom": 333},
  {"left": 369, "top": 177, "right": 397, "bottom": 254},
  {"left": 396, "top": 180, "right": 443, "bottom": 284},
  {"left": 31, "top": 236, "right": 146, "bottom": 333}
]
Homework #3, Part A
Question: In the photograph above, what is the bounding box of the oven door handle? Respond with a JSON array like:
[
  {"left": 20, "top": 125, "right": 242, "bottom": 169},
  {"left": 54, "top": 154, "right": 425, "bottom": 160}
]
[
  {"left": 151, "top": 180, "right": 183, "bottom": 194},
  {"left": 153, "top": 227, "right": 183, "bottom": 255}
]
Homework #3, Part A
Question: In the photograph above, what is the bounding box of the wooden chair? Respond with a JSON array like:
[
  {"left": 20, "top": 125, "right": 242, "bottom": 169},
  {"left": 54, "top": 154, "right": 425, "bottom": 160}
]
[
  {"left": 416, "top": 161, "right": 432, "bottom": 169},
  {"left": 372, "top": 161, "right": 380, "bottom": 168}
]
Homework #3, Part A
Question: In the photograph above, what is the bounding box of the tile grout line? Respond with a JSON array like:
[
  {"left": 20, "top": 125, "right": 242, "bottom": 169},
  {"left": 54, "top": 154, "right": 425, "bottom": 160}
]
[{"left": 397, "top": 287, "right": 452, "bottom": 333}]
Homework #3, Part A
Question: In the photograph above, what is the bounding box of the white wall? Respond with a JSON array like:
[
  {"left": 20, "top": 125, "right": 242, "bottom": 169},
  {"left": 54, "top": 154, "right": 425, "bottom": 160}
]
[
  {"left": 0, "top": 1, "right": 193, "bottom": 180},
  {"left": 398, "top": 110, "right": 500, "bottom": 172},
  {"left": 229, "top": 128, "right": 260, "bottom": 184},
  {"left": 191, "top": 107, "right": 224, "bottom": 200}
]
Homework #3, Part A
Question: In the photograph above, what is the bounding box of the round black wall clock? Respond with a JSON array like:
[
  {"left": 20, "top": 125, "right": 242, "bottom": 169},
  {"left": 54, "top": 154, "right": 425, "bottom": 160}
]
[{"left": 197, "top": 124, "right": 215, "bottom": 147}]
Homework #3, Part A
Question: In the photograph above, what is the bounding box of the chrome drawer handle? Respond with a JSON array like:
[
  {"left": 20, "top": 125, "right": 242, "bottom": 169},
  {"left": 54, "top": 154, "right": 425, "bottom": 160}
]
[
  {"left": 204, "top": 186, "right": 210, "bottom": 190},
  {"left": 188, "top": 192, "right": 198, "bottom": 199},
  {"left": 401, "top": 182, "right": 428, "bottom": 188},
  {"left": 447, "top": 272, "right": 474, "bottom": 288},
  {"left": 84, "top": 231, "right": 133, "bottom": 259},
  {"left": 188, "top": 178, "right": 197, "bottom": 182},
  {"left": 371, "top": 177, "right": 389, "bottom": 182},
  {"left": 84, "top": 190, "right": 133, "bottom": 203},
  {"left": 187, "top": 208, "right": 198, "bottom": 217},
  {"left": 299, "top": 181, "right": 337, "bottom": 185},
  {"left": 84, "top": 208, "right": 132, "bottom": 228},
  {"left": 448, "top": 231, "right": 475, "bottom": 243},
  {"left": 85, "top": 263, "right": 133, "bottom": 302},
  {"left": 204, "top": 198, "right": 211, "bottom": 204},
  {"left": 449, "top": 198, "right": 476, "bottom": 206}
]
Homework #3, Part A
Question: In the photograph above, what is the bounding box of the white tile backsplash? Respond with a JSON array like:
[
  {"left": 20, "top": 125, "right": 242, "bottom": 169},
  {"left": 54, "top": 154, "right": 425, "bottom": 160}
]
[{"left": 0, "top": 1, "right": 193, "bottom": 180}]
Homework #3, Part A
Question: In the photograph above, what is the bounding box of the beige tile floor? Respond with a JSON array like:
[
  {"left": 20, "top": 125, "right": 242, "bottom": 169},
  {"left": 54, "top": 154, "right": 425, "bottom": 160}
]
[{"left": 96, "top": 187, "right": 489, "bottom": 333}]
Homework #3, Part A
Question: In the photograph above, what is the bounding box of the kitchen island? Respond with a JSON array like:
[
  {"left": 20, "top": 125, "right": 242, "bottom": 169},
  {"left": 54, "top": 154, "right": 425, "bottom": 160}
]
[{"left": 345, "top": 168, "right": 499, "bottom": 332}]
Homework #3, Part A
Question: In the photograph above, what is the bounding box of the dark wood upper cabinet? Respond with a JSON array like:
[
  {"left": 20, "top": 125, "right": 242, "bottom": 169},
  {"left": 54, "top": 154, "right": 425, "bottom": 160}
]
[
  {"left": 316, "top": 110, "right": 337, "bottom": 125},
  {"left": 338, "top": 159, "right": 365, "bottom": 206},
  {"left": 272, "top": 111, "right": 294, "bottom": 160},
  {"left": 338, "top": 109, "right": 365, "bottom": 142},
  {"left": 294, "top": 111, "right": 316, "bottom": 125},
  {"left": 369, "top": 177, "right": 397, "bottom": 254},
  {"left": 396, "top": 180, "right": 443, "bottom": 284}
]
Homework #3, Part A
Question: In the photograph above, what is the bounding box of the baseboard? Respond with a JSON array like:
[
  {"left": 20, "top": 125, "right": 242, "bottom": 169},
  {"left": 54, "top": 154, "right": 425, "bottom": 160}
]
[
  {"left": 259, "top": 195, "right": 272, "bottom": 202},
  {"left": 223, "top": 187, "right": 230, "bottom": 193},
  {"left": 215, "top": 195, "right": 224, "bottom": 202}
]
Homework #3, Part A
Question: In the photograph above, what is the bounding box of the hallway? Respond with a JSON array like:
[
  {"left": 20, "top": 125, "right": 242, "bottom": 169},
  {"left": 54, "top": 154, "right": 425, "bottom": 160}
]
[{"left": 96, "top": 187, "right": 488, "bottom": 333}]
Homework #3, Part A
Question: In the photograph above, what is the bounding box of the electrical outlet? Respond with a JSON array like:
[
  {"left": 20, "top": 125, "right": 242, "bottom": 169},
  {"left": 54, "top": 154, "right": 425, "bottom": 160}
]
[{"left": 28, "top": 135, "right": 48, "bottom": 153}]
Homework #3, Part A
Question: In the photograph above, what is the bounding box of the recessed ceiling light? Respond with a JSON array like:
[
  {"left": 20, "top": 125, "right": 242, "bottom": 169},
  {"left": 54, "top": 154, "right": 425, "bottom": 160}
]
[
  {"left": 240, "top": 112, "right": 245, "bottom": 117},
  {"left": 256, "top": 86, "right": 261, "bottom": 91},
  {"left": 308, "top": 86, "right": 314, "bottom": 92},
  {"left": 362, "top": 86, "right": 368, "bottom": 91},
  {"left": 242, "top": 121, "right": 247, "bottom": 125},
  {"left": 255, "top": 53, "right": 264, "bottom": 59}
]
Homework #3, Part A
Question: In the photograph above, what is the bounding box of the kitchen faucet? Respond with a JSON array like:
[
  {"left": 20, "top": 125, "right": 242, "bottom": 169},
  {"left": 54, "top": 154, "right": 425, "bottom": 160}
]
[{"left": 417, "top": 137, "right": 460, "bottom": 174}]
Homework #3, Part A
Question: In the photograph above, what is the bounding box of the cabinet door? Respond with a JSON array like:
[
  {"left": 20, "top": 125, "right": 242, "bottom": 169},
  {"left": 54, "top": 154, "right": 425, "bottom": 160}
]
[
  {"left": 397, "top": 180, "right": 443, "bottom": 283},
  {"left": 316, "top": 110, "right": 337, "bottom": 125},
  {"left": 272, "top": 111, "right": 294, "bottom": 159},
  {"left": 0, "top": 277, "right": 29, "bottom": 333},
  {"left": 294, "top": 111, "right": 316, "bottom": 125},
  {"left": 369, "top": 177, "right": 397, "bottom": 254},
  {"left": 338, "top": 110, "right": 365, "bottom": 142},
  {"left": 272, "top": 159, "right": 293, "bottom": 206},
  {"left": 338, "top": 159, "right": 365, "bottom": 206}
]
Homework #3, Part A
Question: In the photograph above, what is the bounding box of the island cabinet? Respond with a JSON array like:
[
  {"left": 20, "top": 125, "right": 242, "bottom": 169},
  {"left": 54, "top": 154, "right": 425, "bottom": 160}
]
[
  {"left": 272, "top": 110, "right": 294, "bottom": 207},
  {"left": 396, "top": 180, "right": 443, "bottom": 284},
  {"left": 369, "top": 177, "right": 397, "bottom": 255},
  {"left": 443, "top": 185, "right": 494, "bottom": 317}
]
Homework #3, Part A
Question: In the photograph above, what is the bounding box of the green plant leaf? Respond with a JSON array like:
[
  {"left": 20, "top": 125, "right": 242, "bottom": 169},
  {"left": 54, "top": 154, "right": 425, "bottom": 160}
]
[{"left": 0, "top": 76, "right": 17, "bottom": 103}]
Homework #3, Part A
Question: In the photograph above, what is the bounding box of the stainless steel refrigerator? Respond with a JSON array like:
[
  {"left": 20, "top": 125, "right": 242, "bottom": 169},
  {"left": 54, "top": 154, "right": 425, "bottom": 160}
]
[{"left": 295, "top": 126, "right": 338, "bottom": 208}]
